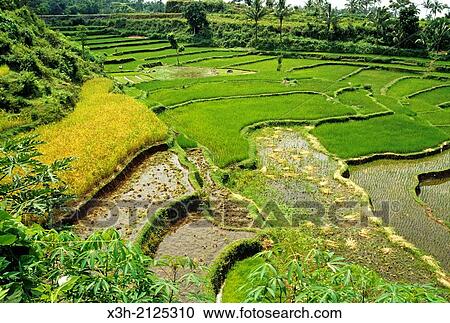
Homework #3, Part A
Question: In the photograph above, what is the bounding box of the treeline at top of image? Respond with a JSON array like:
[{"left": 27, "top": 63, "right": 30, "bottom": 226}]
[{"left": 38, "top": 0, "right": 450, "bottom": 59}]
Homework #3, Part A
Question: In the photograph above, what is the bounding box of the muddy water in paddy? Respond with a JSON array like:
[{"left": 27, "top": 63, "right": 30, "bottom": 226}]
[
  {"left": 251, "top": 127, "right": 365, "bottom": 225},
  {"left": 156, "top": 213, "right": 253, "bottom": 265},
  {"left": 75, "top": 151, "right": 194, "bottom": 240},
  {"left": 153, "top": 148, "right": 254, "bottom": 268},
  {"left": 419, "top": 177, "right": 450, "bottom": 228},
  {"left": 350, "top": 150, "right": 450, "bottom": 270}
]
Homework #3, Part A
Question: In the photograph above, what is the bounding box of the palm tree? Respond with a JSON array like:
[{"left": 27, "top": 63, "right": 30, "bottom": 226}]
[
  {"left": 430, "top": 0, "right": 447, "bottom": 18},
  {"left": 422, "top": 0, "right": 434, "bottom": 19},
  {"left": 167, "top": 33, "right": 185, "bottom": 66},
  {"left": 246, "top": 0, "right": 268, "bottom": 44},
  {"left": 417, "top": 19, "right": 449, "bottom": 51},
  {"left": 369, "top": 6, "right": 392, "bottom": 44},
  {"left": 274, "top": 0, "right": 292, "bottom": 45}
]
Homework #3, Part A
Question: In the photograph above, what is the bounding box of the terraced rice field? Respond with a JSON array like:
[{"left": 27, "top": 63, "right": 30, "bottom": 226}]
[{"left": 72, "top": 32, "right": 450, "bottom": 274}]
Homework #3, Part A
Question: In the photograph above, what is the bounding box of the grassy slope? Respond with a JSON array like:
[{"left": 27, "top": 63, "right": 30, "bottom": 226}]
[{"left": 36, "top": 78, "right": 168, "bottom": 196}]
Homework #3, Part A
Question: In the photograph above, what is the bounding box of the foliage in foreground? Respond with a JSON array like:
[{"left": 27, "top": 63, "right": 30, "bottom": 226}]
[
  {"left": 0, "top": 136, "right": 72, "bottom": 223},
  {"left": 222, "top": 230, "right": 449, "bottom": 303},
  {"left": 0, "top": 208, "right": 181, "bottom": 303},
  {"left": 35, "top": 78, "right": 168, "bottom": 196}
]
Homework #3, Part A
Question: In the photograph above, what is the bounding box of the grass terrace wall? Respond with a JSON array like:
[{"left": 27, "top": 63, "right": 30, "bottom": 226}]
[
  {"left": 209, "top": 238, "right": 263, "bottom": 296},
  {"left": 135, "top": 194, "right": 203, "bottom": 256}
]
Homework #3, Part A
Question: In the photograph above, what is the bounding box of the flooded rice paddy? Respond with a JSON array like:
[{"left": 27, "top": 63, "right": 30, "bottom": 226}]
[
  {"left": 75, "top": 151, "right": 194, "bottom": 240},
  {"left": 350, "top": 150, "right": 450, "bottom": 270},
  {"left": 255, "top": 127, "right": 366, "bottom": 225},
  {"left": 156, "top": 213, "right": 253, "bottom": 266},
  {"left": 419, "top": 176, "right": 450, "bottom": 228}
]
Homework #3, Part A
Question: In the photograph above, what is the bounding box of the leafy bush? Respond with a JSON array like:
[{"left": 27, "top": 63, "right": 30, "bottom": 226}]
[
  {"left": 0, "top": 208, "right": 175, "bottom": 303},
  {"left": 0, "top": 136, "right": 72, "bottom": 224},
  {"left": 241, "top": 249, "right": 448, "bottom": 302}
]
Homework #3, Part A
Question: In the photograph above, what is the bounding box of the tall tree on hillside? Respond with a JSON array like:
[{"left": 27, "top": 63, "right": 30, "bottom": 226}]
[
  {"left": 305, "top": 0, "right": 328, "bottom": 16},
  {"left": 246, "top": 0, "right": 268, "bottom": 44},
  {"left": 393, "top": 2, "right": 420, "bottom": 48},
  {"left": 389, "top": 0, "right": 411, "bottom": 17},
  {"left": 324, "top": 2, "right": 340, "bottom": 40},
  {"left": 422, "top": 0, "right": 434, "bottom": 18},
  {"left": 76, "top": 25, "right": 88, "bottom": 58},
  {"left": 369, "top": 6, "right": 393, "bottom": 44},
  {"left": 183, "top": 1, "right": 209, "bottom": 35},
  {"left": 345, "top": 0, "right": 380, "bottom": 15},
  {"left": 417, "top": 18, "right": 450, "bottom": 51},
  {"left": 274, "top": 0, "right": 292, "bottom": 45}
]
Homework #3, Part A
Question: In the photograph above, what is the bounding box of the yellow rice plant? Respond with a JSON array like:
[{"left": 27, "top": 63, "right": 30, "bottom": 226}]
[
  {"left": 0, "top": 112, "right": 26, "bottom": 132},
  {"left": 0, "top": 65, "right": 10, "bottom": 77},
  {"left": 36, "top": 78, "right": 168, "bottom": 197}
]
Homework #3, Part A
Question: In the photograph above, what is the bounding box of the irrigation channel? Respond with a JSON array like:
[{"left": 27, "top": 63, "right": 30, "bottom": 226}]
[{"left": 350, "top": 150, "right": 450, "bottom": 270}]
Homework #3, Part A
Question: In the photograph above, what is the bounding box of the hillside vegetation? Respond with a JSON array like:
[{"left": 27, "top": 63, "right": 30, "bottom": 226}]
[{"left": 0, "top": 3, "right": 100, "bottom": 133}]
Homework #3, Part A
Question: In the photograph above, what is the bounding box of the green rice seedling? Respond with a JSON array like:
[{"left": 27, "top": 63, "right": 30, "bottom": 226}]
[
  {"left": 346, "top": 69, "right": 415, "bottom": 94},
  {"left": 410, "top": 86, "right": 450, "bottom": 106},
  {"left": 312, "top": 115, "right": 449, "bottom": 159},
  {"left": 419, "top": 110, "right": 450, "bottom": 126},
  {"left": 148, "top": 79, "right": 338, "bottom": 107},
  {"left": 386, "top": 77, "right": 447, "bottom": 98},
  {"left": 337, "top": 89, "right": 388, "bottom": 114},
  {"left": 405, "top": 98, "right": 442, "bottom": 114},
  {"left": 288, "top": 64, "right": 361, "bottom": 82},
  {"left": 161, "top": 93, "right": 355, "bottom": 166}
]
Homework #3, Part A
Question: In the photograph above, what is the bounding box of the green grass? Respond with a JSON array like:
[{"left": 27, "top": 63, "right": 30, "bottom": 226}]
[
  {"left": 147, "top": 79, "right": 340, "bottom": 107},
  {"left": 94, "top": 42, "right": 171, "bottom": 56},
  {"left": 386, "top": 77, "right": 447, "bottom": 98},
  {"left": 161, "top": 93, "right": 356, "bottom": 166},
  {"left": 89, "top": 39, "right": 164, "bottom": 50},
  {"left": 86, "top": 36, "right": 139, "bottom": 44},
  {"left": 410, "top": 86, "right": 450, "bottom": 106},
  {"left": 405, "top": 98, "right": 441, "bottom": 114},
  {"left": 175, "top": 133, "right": 198, "bottom": 149},
  {"left": 289, "top": 64, "right": 360, "bottom": 81},
  {"left": 337, "top": 89, "right": 388, "bottom": 114},
  {"left": 236, "top": 58, "right": 322, "bottom": 73},
  {"left": 312, "top": 115, "right": 449, "bottom": 159},
  {"left": 221, "top": 256, "right": 265, "bottom": 303},
  {"left": 188, "top": 55, "right": 270, "bottom": 68},
  {"left": 347, "top": 69, "right": 414, "bottom": 94},
  {"left": 437, "top": 125, "right": 450, "bottom": 135},
  {"left": 104, "top": 49, "right": 239, "bottom": 72},
  {"left": 420, "top": 110, "right": 450, "bottom": 126},
  {"left": 87, "top": 37, "right": 156, "bottom": 46}
]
